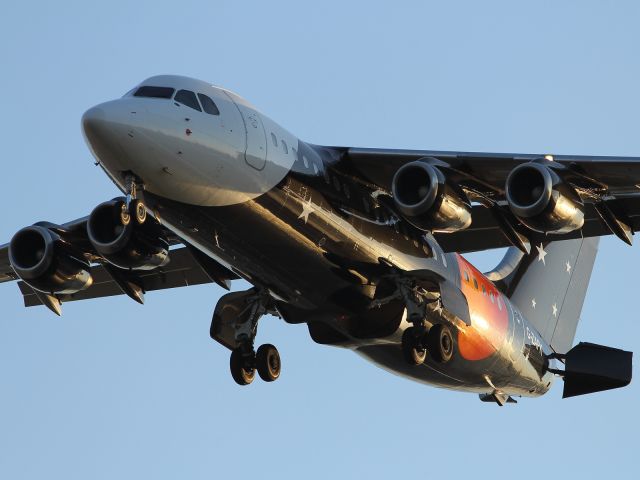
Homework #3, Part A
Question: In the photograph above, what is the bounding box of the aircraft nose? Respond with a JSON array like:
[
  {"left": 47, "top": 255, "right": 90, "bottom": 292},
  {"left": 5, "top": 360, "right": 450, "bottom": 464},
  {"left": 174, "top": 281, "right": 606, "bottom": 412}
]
[
  {"left": 82, "top": 101, "right": 135, "bottom": 175},
  {"left": 81, "top": 106, "right": 106, "bottom": 137}
]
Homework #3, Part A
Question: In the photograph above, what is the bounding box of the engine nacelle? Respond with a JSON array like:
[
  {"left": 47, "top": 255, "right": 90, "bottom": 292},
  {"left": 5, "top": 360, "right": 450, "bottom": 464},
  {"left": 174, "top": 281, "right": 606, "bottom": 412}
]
[
  {"left": 391, "top": 160, "right": 472, "bottom": 232},
  {"left": 505, "top": 162, "right": 584, "bottom": 234},
  {"left": 8, "top": 226, "right": 93, "bottom": 295},
  {"left": 87, "top": 198, "right": 169, "bottom": 270}
]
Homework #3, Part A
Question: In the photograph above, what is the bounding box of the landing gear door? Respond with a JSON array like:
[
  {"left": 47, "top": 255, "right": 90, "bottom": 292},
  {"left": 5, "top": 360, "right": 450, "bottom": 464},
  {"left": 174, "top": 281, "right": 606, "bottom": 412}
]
[{"left": 233, "top": 102, "right": 267, "bottom": 171}]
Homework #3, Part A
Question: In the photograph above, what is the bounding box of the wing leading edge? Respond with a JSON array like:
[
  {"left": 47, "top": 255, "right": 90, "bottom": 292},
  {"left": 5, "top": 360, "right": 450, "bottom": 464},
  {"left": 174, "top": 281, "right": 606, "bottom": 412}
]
[
  {"left": 329, "top": 146, "right": 640, "bottom": 253},
  {"left": 0, "top": 214, "right": 238, "bottom": 314}
]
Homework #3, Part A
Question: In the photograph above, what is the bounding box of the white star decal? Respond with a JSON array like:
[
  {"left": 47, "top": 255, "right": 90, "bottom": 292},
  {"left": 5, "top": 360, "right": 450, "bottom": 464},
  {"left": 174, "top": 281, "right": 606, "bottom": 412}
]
[
  {"left": 552, "top": 303, "right": 558, "bottom": 317},
  {"left": 566, "top": 261, "right": 572, "bottom": 273},
  {"left": 297, "top": 199, "right": 314, "bottom": 224},
  {"left": 536, "top": 243, "right": 547, "bottom": 265},
  {"left": 531, "top": 298, "right": 537, "bottom": 309}
]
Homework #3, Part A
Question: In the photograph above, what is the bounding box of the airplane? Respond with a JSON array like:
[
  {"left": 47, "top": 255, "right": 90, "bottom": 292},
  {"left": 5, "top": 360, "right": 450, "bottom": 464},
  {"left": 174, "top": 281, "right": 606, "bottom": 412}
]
[{"left": 0, "top": 75, "right": 633, "bottom": 405}]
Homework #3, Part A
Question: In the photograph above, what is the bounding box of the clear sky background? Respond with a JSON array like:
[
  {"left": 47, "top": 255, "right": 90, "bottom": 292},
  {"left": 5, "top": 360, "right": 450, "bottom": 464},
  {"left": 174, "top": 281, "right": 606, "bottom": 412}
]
[{"left": 0, "top": 1, "right": 638, "bottom": 478}]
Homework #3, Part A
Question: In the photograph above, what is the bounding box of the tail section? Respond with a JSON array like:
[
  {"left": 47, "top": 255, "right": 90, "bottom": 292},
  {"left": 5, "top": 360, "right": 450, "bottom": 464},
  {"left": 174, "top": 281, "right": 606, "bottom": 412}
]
[{"left": 486, "top": 237, "right": 599, "bottom": 353}]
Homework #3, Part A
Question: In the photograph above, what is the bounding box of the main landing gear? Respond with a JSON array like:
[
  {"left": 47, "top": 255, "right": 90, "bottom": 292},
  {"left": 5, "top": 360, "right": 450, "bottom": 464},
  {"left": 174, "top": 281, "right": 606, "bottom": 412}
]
[
  {"left": 402, "top": 322, "right": 455, "bottom": 366},
  {"left": 230, "top": 343, "right": 281, "bottom": 385},
  {"left": 210, "top": 287, "right": 282, "bottom": 386},
  {"left": 372, "top": 276, "right": 455, "bottom": 366}
]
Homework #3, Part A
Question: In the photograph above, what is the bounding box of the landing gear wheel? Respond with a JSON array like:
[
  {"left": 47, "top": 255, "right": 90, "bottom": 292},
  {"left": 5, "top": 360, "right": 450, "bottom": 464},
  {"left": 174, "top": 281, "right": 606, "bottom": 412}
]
[
  {"left": 427, "top": 323, "right": 454, "bottom": 363},
  {"left": 119, "top": 201, "right": 131, "bottom": 226},
  {"left": 132, "top": 199, "right": 147, "bottom": 224},
  {"left": 256, "top": 344, "right": 281, "bottom": 382},
  {"left": 230, "top": 348, "right": 256, "bottom": 386},
  {"left": 402, "top": 327, "right": 427, "bottom": 365}
]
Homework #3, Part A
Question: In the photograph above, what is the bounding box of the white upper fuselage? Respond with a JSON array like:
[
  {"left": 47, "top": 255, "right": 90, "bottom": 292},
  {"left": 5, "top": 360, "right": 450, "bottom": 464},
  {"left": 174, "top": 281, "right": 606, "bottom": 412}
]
[{"left": 82, "top": 75, "right": 297, "bottom": 206}]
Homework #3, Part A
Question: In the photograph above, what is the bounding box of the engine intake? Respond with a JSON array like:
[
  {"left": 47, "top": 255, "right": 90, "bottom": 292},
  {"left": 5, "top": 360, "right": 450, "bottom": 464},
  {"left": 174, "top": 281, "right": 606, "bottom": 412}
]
[
  {"left": 505, "top": 162, "right": 584, "bottom": 234},
  {"left": 8, "top": 226, "right": 93, "bottom": 294},
  {"left": 391, "top": 160, "right": 472, "bottom": 232},
  {"left": 87, "top": 198, "right": 169, "bottom": 270}
]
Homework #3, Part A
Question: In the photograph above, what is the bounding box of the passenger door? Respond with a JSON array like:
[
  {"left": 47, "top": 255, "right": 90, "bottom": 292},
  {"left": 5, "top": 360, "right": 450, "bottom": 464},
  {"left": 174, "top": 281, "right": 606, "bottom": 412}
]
[{"left": 232, "top": 102, "right": 267, "bottom": 170}]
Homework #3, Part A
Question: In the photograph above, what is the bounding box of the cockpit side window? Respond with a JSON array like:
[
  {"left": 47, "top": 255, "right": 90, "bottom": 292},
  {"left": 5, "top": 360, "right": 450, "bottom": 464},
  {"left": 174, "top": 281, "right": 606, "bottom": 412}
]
[
  {"left": 174, "top": 90, "right": 202, "bottom": 111},
  {"left": 134, "top": 86, "right": 175, "bottom": 98},
  {"left": 197, "top": 93, "right": 220, "bottom": 115}
]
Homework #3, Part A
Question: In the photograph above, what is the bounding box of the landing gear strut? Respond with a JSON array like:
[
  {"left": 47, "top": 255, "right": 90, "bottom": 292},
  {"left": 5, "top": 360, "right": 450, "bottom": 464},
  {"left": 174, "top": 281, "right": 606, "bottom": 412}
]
[{"left": 211, "top": 288, "right": 282, "bottom": 386}]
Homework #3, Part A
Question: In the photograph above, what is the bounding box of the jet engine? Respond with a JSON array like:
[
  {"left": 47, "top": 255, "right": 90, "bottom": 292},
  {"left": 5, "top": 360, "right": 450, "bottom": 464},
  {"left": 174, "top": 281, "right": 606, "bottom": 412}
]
[
  {"left": 391, "top": 160, "right": 472, "bottom": 232},
  {"left": 505, "top": 162, "right": 584, "bottom": 234},
  {"left": 87, "top": 198, "right": 169, "bottom": 270},
  {"left": 8, "top": 225, "right": 93, "bottom": 294}
]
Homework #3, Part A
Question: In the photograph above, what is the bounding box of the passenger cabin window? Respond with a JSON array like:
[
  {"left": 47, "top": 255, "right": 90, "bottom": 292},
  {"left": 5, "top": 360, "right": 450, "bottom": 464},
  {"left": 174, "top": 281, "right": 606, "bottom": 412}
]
[
  {"left": 198, "top": 93, "right": 220, "bottom": 115},
  {"left": 174, "top": 90, "right": 201, "bottom": 111},
  {"left": 134, "top": 86, "right": 175, "bottom": 98}
]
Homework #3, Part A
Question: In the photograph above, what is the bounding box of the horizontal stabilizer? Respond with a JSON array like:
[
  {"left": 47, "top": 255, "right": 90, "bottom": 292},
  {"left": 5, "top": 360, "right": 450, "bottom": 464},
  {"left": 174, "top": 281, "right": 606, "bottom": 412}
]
[{"left": 561, "top": 342, "right": 632, "bottom": 398}]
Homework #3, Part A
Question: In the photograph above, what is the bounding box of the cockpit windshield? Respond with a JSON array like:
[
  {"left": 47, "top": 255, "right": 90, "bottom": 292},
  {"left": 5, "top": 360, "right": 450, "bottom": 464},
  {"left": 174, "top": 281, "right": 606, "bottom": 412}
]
[
  {"left": 131, "top": 85, "right": 221, "bottom": 117},
  {"left": 134, "top": 86, "right": 175, "bottom": 99},
  {"left": 174, "top": 89, "right": 202, "bottom": 111}
]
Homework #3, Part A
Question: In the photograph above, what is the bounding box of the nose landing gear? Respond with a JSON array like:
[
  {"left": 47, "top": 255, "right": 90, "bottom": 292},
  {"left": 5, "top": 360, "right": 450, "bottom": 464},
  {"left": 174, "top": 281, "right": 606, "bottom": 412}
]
[
  {"left": 211, "top": 287, "right": 283, "bottom": 386},
  {"left": 120, "top": 174, "right": 148, "bottom": 225}
]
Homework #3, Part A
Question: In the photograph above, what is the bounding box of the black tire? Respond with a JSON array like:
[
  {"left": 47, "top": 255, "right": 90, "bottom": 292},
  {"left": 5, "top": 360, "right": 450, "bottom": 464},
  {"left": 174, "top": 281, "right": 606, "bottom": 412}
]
[
  {"left": 132, "top": 199, "right": 147, "bottom": 224},
  {"left": 256, "top": 344, "right": 281, "bottom": 382},
  {"left": 402, "top": 327, "right": 427, "bottom": 365},
  {"left": 427, "top": 323, "right": 454, "bottom": 363},
  {"left": 230, "top": 348, "right": 255, "bottom": 386}
]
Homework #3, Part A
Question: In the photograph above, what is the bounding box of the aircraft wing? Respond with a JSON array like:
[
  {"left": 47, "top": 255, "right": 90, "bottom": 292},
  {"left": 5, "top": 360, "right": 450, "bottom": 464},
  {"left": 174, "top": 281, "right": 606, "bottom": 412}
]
[
  {"left": 332, "top": 146, "right": 640, "bottom": 253},
  {"left": 0, "top": 215, "right": 238, "bottom": 313},
  {"left": 0, "top": 245, "right": 11, "bottom": 283}
]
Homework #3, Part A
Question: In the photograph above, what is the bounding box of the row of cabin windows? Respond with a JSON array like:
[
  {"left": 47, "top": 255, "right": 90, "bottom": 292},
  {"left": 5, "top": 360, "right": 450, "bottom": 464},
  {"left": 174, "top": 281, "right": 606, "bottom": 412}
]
[
  {"left": 463, "top": 270, "right": 503, "bottom": 310},
  {"left": 134, "top": 86, "right": 220, "bottom": 115},
  {"left": 270, "top": 131, "right": 295, "bottom": 160},
  {"left": 269, "top": 132, "right": 324, "bottom": 180}
]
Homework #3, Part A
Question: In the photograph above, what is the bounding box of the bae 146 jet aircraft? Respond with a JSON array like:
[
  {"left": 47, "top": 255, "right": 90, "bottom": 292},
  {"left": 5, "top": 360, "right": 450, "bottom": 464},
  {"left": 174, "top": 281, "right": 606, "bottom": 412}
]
[{"left": 0, "top": 75, "right": 634, "bottom": 405}]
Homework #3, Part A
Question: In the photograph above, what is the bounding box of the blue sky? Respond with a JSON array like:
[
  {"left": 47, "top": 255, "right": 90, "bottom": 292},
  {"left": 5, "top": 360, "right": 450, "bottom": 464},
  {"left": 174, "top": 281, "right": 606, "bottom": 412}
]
[{"left": 0, "top": 1, "right": 638, "bottom": 478}]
